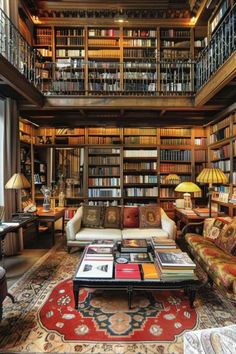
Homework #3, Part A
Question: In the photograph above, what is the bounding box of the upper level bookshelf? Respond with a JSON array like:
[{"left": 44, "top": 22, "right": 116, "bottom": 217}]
[{"left": 33, "top": 23, "right": 204, "bottom": 96}]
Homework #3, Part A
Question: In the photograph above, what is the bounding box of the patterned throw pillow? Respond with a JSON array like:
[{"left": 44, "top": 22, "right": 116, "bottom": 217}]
[
  {"left": 82, "top": 206, "right": 103, "bottom": 228},
  {"left": 215, "top": 218, "right": 236, "bottom": 254},
  {"left": 123, "top": 207, "right": 139, "bottom": 228},
  {"left": 139, "top": 205, "right": 161, "bottom": 229},
  {"left": 206, "top": 217, "right": 231, "bottom": 240},
  {"left": 203, "top": 218, "right": 215, "bottom": 237},
  {"left": 103, "top": 206, "right": 121, "bottom": 228}
]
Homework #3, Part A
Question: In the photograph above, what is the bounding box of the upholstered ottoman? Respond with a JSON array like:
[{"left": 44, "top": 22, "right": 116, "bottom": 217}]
[{"left": 183, "top": 324, "right": 236, "bottom": 353}]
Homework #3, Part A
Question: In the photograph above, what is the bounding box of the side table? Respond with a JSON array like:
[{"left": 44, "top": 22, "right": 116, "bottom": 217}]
[{"left": 36, "top": 207, "right": 65, "bottom": 245}]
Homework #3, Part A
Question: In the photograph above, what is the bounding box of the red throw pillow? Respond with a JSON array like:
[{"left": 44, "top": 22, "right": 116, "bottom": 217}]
[
  {"left": 139, "top": 205, "right": 161, "bottom": 229},
  {"left": 123, "top": 207, "right": 139, "bottom": 228}
]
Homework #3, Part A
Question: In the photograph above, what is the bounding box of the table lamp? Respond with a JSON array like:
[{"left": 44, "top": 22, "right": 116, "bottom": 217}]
[
  {"left": 5, "top": 173, "right": 31, "bottom": 211},
  {"left": 175, "top": 182, "right": 201, "bottom": 210},
  {"left": 164, "top": 174, "right": 181, "bottom": 185},
  {"left": 196, "top": 168, "right": 228, "bottom": 217}
]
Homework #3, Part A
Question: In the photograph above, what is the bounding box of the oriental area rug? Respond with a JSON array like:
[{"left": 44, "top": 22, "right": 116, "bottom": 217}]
[{"left": 0, "top": 244, "right": 236, "bottom": 354}]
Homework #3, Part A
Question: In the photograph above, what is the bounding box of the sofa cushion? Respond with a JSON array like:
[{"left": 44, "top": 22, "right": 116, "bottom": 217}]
[
  {"left": 122, "top": 228, "right": 169, "bottom": 240},
  {"left": 103, "top": 206, "right": 121, "bottom": 228},
  {"left": 82, "top": 206, "right": 103, "bottom": 228},
  {"left": 215, "top": 219, "right": 236, "bottom": 254},
  {"left": 207, "top": 217, "right": 231, "bottom": 240},
  {"left": 139, "top": 205, "right": 161, "bottom": 229},
  {"left": 123, "top": 207, "right": 139, "bottom": 228},
  {"left": 75, "top": 228, "right": 121, "bottom": 241},
  {"left": 203, "top": 218, "right": 215, "bottom": 237}
]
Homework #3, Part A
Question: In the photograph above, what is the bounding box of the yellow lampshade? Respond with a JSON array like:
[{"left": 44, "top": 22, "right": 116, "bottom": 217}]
[
  {"left": 164, "top": 174, "right": 181, "bottom": 184},
  {"left": 5, "top": 173, "right": 31, "bottom": 189},
  {"left": 175, "top": 182, "right": 201, "bottom": 193},
  {"left": 196, "top": 168, "right": 228, "bottom": 185}
]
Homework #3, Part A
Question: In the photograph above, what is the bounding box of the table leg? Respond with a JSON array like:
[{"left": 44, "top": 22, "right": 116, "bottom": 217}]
[
  {"left": 62, "top": 214, "right": 65, "bottom": 235},
  {"left": 127, "top": 286, "right": 133, "bottom": 309},
  {"left": 189, "top": 289, "right": 196, "bottom": 308},
  {"left": 73, "top": 285, "right": 79, "bottom": 310},
  {"left": 51, "top": 221, "right": 55, "bottom": 245}
]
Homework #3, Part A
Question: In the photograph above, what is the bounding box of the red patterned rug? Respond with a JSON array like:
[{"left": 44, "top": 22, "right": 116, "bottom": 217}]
[
  {"left": 39, "top": 280, "right": 197, "bottom": 342},
  {"left": 0, "top": 243, "right": 236, "bottom": 354}
]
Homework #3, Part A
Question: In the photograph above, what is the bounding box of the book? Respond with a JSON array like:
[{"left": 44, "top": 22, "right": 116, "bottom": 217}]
[
  {"left": 92, "top": 240, "right": 115, "bottom": 246},
  {"left": 129, "top": 252, "right": 153, "bottom": 263},
  {"left": 120, "top": 239, "right": 148, "bottom": 252},
  {"left": 86, "top": 245, "right": 113, "bottom": 255},
  {"left": 142, "top": 263, "right": 161, "bottom": 280},
  {"left": 76, "top": 259, "right": 113, "bottom": 278},
  {"left": 115, "top": 263, "right": 141, "bottom": 280},
  {"left": 151, "top": 236, "right": 176, "bottom": 249},
  {"left": 156, "top": 251, "right": 196, "bottom": 269},
  {"left": 193, "top": 208, "right": 218, "bottom": 217}
]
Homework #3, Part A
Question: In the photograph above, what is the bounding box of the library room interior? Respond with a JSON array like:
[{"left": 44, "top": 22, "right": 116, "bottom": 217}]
[{"left": 1, "top": 0, "right": 236, "bottom": 353}]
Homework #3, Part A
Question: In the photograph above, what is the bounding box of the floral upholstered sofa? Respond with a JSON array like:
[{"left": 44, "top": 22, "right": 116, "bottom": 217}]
[
  {"left": 182, "top": 216, "right": 236, "bottom": 301},
  {"left": 66, "top": 204, "right": 176, "bottom": 252}
]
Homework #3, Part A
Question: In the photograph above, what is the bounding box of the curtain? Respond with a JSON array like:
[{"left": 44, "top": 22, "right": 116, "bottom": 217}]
[{"left": 3, "top": 97, "right": 21, "bottom": 255}]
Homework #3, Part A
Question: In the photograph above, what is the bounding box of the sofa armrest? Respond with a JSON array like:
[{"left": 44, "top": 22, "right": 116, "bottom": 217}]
[
  {"left": 181, "top": 221, "right": 204, "bottom": 237},
  {"left": 65, "top": 206, "right": 83, "bottom": 241},
  {"left": 160, "top": 208, "right": 177, "bottom": 239}
]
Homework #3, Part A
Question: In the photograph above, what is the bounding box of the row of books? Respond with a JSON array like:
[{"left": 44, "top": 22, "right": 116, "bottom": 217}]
[
  {"left": 211, "top": 145, "right": 230, "bottom": 160},
  {"left": 124, "top": 162, "right": 157, "bottom": 170},
  {"left": 124, "top": 175, "right": 158, "bottom": 184},
  {"left": 195, "top": 150, "right": 207, "bottom": 161},
  {"left": 88, "top": 177, "right": 120, "bottom": 187},
  {"left": 88, "top": 156, "right": 120, "bottom": 164},
  {"left": 161, "top": 138, "right": 191, "bottom": 145},
  {"left": 160, "top": 29, "right": 190, "bottom": 38},
  {"left": 56, "top": 29, "right": 84, "bottom": 36},
  {"left": 160, "top": 149, "right": 191, "bottom": 161},
  {"left": 161, "top": 40, "right": 189, "bottom": 48},
  {"left": 195, "top": 137, "right": 207, "bottom": 146},
  {"left": 124, "top": 137, "right": 157, "bottom": 144},
  {"left": 159, "top": 188, "right": 176, "bottom": 198},
  {"left": 88, "top": 38, "right": 119, "bottom": 47},
  {"left": 56, "top": 49, "right": 85, "bottom": 57},
  {"left": 124, "top": 150, "right": 157, "bottom": 157},
  {"left": 88, "top": 29, "right": 119, "bottom": 37},
  {"left": 123, "top": 39, "right": 156, "bottom": 47},
  {"left": 160, "top": 83, "right": 192, "bottom": 92},
  {"left": 88, "top": 49, "right": 120, "bottom": 58},
  {"left": 124, "top": 29, "right": 156, "bottom": 38},
  {"left": 88, "top": 188, "right": 121, "bottom": 197},
  {"left": 210, "top": 126, "right": 230, "bottom": 143},
  {"left": 124, "top": 49, "right": 156, "bottom": 58},
  {"left": 124, "top": 72, "right": 156, "bottom": 79},
  {"left": 89, "top": 166, "right": 120, "bottom": 175},
  {"left": 89, "top": 148, "right": 120, "bottom": 154},
  {"left": 125, "top": 187, "right": 158, "bottom": 197},
  {"left": 88, "top": 137, "right": 119, "bottom": 144},
  {"left": 56, "top": 37, "right": 84, "bottom": 46},
  {"left": 212, "top": 159, "right": 230, "bottom": 172},
  {"left": 160, "top": 128, "right": 191, "bottom": 136},
  {"left": 161, "top": 49, "right": 190, "bottom": 59},
  {"left": 160, "top": 163, "right": 191, "bottom": 173}
]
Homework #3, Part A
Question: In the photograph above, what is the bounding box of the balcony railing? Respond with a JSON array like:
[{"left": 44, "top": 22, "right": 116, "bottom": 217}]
[
  {"left": 36, "top": 59, "right": 194, "bottom": 96},
  {"left": 196, "top": 3, "right": 236, "bottom": 90},
  {"left": 0, "top": 7, "right": 235, "bottom": 97},
  {"left": 0, "top": 8, "right": 37, "bottom": 84}
]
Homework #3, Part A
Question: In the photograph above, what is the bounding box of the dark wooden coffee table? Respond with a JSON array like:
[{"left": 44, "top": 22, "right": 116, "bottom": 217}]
[{"left": 73, "top": 245, "right": 206, "bottom": 310}]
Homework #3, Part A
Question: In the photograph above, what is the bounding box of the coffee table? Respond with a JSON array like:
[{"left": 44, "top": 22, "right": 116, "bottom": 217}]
[{"left": 73, "top": 244, "right": 206, "bottom": 310}]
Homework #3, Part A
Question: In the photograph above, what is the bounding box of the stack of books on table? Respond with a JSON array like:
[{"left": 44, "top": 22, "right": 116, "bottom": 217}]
[
  {"left": 154, "top": 250, "right": 196, "bottom": 280},
  {"left": 151, "top": 236, "right": 177, "bottom": 250},
  {"left": 120, "top": 239, "right": 148, "bottom": 253},
  {"left": 141, "top": 263, "right": 161, "bottom": 280},
  {"left": 76, "top": 244, "right": 114, "bottom": 278}
]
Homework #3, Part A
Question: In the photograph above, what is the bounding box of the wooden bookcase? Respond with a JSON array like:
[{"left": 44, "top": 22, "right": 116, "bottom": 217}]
[
  {"left": 208, "top": 112, "right": 236, "bottom": 217},
  {"left": 33, "top": 23, "right": 203, "bottom": 96},
  {"left": 19, "top": 124, "right": 209, "bottom": 217}
]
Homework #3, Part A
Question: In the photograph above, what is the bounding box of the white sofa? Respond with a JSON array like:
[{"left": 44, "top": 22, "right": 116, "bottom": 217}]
[{"left": 66, "top": 206, "right": 176, "bottom": 251}]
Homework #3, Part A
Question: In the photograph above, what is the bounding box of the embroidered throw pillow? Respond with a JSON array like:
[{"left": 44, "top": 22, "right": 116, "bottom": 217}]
[
  {"left": 206, "top": 217, "right": 231, "bottom": 240},
  {"left": 103, "top": 206, "right": 121, "bottom": 228},
  {"left": 123, "top": 207, "right": 139, "bottom": 228},
  {"left": 215, "top": 218, "right": 236, "bottom": 254},
  {"left": 82, "top": 206, "right": 103, "bottom": 228},
  {"left": 139, "top": 205, "right": 161, "bottom": 229},
  {"left": 203, "top": 218, "right": 215, "bottom": 237}
]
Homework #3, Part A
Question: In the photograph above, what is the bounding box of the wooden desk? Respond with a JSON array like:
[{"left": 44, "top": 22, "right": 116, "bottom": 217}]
[
  {"left": 36, "top": 207, "right": 65, "bottom": 245},
  {"left": 0, "top": 215, "right": 38, "bottom": 266},
  {"left": 174, "top": 208, "right": 205, "bottom": 231}
]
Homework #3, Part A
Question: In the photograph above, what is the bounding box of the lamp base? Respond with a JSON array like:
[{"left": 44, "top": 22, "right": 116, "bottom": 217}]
[{"left": 183, "top": 192, "right": 192, "bottom": 210}]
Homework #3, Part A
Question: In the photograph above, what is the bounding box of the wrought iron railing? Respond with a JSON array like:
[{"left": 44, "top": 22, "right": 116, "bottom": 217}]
[
  {"left": 196, "top": 3, "right": 236, "bottom": 90},
  {"left": 0, "top": 8, "right": 37, "bottom": 84},
  {"left": 37, "top": 59, "right": 194, "bottom": 96},
  {"left": 0, "top": 6, "right": 235, "bottom": 97}
]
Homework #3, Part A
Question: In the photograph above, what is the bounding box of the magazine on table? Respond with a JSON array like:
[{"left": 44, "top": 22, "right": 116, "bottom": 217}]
[
  {"left": 156, "top": 251, "right": 196, "bottom": 268},
  {"left": 76, "top": 259, "right": 114, "bottom": 278}
]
